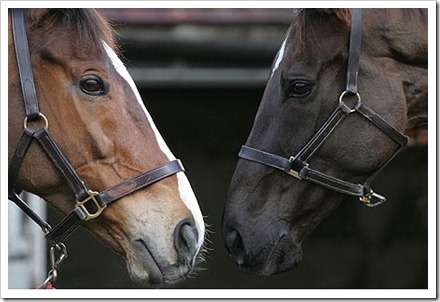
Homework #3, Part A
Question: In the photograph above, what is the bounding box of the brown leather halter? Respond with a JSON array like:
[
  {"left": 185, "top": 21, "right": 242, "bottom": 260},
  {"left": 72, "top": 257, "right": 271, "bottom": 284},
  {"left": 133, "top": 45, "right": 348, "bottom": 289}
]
[
  {"left": 239, "top": 9, "right": 409, "bottom": 207},
  {"left": 9, "top": 8, "right": 185, "bottom": 250}
]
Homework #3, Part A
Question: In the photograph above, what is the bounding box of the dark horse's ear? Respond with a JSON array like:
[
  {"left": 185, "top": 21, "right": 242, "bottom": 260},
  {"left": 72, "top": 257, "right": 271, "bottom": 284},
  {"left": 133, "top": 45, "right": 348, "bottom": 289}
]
[{"left": 309, "top": 8, "right": 352, "bottom": 25}]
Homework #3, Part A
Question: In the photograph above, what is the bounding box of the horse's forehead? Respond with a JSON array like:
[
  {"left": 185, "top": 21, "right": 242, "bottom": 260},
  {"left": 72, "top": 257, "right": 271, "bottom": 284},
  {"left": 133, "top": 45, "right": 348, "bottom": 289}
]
[{"left": 39, "top": 30, "right": 106, "bottom": 61}]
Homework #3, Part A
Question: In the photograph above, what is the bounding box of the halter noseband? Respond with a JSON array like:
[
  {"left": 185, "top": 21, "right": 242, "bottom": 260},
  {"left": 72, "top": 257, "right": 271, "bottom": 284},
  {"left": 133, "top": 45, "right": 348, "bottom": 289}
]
[
  {"left": 239, "top": 8, "right": 409, "bottom": 207},
  {"left": 9, "top": 8, "right": 184, "bottom": 250}
]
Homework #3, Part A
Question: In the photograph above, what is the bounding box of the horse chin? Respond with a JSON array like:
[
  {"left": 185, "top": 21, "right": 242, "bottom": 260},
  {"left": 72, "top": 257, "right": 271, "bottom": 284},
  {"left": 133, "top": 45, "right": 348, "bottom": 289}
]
[
  {"left": 240, "top": 239, "right": 303, "bottom": 276},
  {"left": 126, "top": 249, "right": 164, "bottom": 286},
  {"left": 126, "top": 238, "right": 195, "bottom": 287},
  {"left": 262, "top": 241, "right": 303, "bottom": 276}
]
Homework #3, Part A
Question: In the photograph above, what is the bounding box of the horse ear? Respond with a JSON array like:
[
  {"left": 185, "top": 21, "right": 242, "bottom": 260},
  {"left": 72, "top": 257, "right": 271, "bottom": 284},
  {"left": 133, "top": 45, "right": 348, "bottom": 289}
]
[
  {"left": 26, "top": 8, "right": 50, "bottom": 23},
  {"left": 26, "top": 9, "right": 78, "bottom": 27},
  {"left": 28, "top": 9, "right": 76, "bottom": 22},
  {"left": 310, "top": 8, "right": 351, "bottom": 25}
]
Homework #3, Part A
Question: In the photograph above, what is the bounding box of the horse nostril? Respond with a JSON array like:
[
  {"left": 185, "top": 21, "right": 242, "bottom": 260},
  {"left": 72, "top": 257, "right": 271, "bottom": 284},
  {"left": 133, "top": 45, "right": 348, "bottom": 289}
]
[
  {"left": 173, "top": 219, "right": 199, "bottom": 265},
  {"left": 224, "top": 229, "right": 246, "bottom": 266}
]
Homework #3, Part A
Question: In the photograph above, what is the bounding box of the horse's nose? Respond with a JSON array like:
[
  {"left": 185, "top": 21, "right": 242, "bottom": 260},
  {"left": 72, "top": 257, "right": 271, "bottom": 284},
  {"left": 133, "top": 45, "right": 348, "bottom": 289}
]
[
  {"left": 173, "top": 218, "right": 199, "bottom": 265},
  {"left": 224, "top": 228, "right": 247, "bottom": 267}
]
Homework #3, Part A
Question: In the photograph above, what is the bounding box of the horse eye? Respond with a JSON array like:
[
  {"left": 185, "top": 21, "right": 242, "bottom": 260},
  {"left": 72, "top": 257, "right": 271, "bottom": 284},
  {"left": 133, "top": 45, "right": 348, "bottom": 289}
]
[
  {"left": 79, "top": 75, "right": 106, "bottom": 96},
  {"left": 288, "top": 80, "right": 313, "bottom": 98}
]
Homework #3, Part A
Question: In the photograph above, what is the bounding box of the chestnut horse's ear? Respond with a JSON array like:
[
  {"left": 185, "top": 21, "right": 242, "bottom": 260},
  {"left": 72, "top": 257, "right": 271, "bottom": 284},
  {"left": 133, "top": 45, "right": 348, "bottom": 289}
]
[
  {"left": 26, "top": 8, "right": 50, "bottom": 23},
  {"left": 26, "top": 9, "right": 73, "bottom": 26}
]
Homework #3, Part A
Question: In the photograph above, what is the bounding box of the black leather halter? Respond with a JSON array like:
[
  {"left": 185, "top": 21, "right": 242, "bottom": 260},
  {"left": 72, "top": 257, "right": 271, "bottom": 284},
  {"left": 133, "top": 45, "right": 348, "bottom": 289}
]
[
  {"left": 239, "top": 9, "right": 409, "bottom": 207},
  {"left": 9, "top": 8, "right": 185, "bottom": 244}
]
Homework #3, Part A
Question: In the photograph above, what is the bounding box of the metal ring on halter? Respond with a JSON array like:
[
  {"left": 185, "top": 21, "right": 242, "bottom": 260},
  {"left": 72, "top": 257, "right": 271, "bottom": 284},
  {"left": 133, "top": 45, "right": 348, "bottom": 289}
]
[
  {"left": 359, "top": 190, "right": 386, "bottom": 208},
  {"left": 23, "top": 112, "right": 48, "bottom": 130},
  {"left": 338, "top": 91, "right": 361, "bottom": 113}
]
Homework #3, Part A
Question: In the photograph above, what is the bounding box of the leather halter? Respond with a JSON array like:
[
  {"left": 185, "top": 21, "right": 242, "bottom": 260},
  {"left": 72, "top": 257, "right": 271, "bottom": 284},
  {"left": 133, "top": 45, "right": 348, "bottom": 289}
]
[
  {"left": 239, "top": 9, "right": 409, "bottom": 207},
  {"left": 8, "top": 8, "right": 185, "bottom": 244}
]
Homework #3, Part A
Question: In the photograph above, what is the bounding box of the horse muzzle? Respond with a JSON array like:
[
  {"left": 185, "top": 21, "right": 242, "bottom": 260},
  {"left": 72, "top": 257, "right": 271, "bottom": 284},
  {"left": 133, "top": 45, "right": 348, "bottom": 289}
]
[
  {"left": 127, "top": 218, "right": 200, "bottom": 286},
  {"left": 222, "top": 220, "right": 303, "bottom": 276}
]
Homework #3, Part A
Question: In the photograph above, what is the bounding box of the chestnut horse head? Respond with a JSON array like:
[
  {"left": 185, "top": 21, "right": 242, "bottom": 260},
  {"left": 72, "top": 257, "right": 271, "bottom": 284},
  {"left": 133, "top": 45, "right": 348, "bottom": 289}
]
[
  {"left": 8, "top": 8, "right": 205, "bottom": 286},
  {"left": 223, "top": 8, "right": 427, "bottom": 276}
]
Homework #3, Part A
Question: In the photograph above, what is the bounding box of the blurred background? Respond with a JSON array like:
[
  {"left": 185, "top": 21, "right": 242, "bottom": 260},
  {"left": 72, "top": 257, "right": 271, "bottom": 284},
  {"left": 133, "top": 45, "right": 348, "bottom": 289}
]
[{"left": 9, "top": 8, "right": 428, "bottom": 290}]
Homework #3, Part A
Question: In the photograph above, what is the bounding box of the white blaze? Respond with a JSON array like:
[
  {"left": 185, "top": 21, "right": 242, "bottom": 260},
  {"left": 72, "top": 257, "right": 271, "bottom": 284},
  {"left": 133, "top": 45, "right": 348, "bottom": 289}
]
[
  {"left": 270, "top": 34, "right": 288, "bottom": 79},
  {"left": 103, "top": 43, "right": 205, "bottom": 251}
]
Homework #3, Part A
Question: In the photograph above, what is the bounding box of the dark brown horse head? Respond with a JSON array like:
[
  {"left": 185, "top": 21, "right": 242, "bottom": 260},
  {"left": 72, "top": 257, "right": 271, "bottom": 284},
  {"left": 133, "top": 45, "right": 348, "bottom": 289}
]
[
  {"left": 8, "top": 9, "right": 205, "bottom": 286},
  {"left": 223, "top": 8, "right": 427, "bottom": 276}
]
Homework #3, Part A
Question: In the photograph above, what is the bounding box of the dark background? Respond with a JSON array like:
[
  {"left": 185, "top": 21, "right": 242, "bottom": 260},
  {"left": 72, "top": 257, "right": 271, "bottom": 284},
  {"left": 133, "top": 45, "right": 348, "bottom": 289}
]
[{"left": 47, "top": 9, "right": 428, "bottom": 289}]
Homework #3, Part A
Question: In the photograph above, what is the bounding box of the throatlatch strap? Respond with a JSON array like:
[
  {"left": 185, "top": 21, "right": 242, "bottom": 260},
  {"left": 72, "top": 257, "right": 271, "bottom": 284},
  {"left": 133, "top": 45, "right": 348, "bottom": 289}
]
[
  {"left": 9, "top": 192, "right": 52, "bottom": 232},
  {"left": 9, "top": 129, "right": 34, "bottom": 196}
]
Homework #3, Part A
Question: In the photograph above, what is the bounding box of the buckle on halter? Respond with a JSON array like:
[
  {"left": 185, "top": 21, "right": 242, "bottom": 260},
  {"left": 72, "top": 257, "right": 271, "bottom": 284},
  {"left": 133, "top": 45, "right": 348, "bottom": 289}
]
[
  {"left": 288, "top": 156, "right": 303, "bottom": 180},
  {"left": 75, "top": 190, "right": 106, "bottom": 221},
  {"left": 359, "top": 190, "right": 386, "bottom": 208}
]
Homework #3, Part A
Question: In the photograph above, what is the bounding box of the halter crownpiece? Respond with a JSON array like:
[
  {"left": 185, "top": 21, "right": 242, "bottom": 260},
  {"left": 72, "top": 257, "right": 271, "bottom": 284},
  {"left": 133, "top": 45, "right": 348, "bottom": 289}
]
[
  {"left": 239, "top": 8, "right": 409, "bottom": 207},
  {"left": 345, "top": 8, "right": 362, "bottom": 95},
  {"left": 9, "top": 8, "right": 185, "bottom": 287}
]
